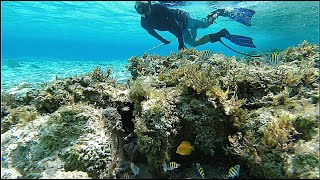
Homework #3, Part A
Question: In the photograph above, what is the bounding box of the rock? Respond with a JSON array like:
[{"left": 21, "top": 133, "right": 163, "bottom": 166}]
[{"left": 1, "top": 167, "right": 22, "bottom": 179}]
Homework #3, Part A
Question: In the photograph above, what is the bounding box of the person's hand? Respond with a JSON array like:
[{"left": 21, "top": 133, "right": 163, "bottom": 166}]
[
  {"left": 207, "top": 13, "right": 219, "bottom": 24},
  {"left": 162, "top": 39, "right": 170, "bottom": 45},
  {"left": 216, "top": 9, "right": 227, "bottom": 17},
  {"left": 209, "top": 9, "right": 226, "bottom": 17},
  {"left": 178, "top": 44, "right": 187, "bottom": 50},
  {"left": 211, "top": 13, "right": 219, "bottom": 20}
]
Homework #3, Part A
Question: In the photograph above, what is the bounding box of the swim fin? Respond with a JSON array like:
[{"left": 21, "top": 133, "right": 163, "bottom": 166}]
[
  {"left": 225, "top": 34, "right": 256, "bottom": 48},
  {"left": 209, "top": 28, "right": 256, "bottom": 48},
  {"left": 226, "top": 8, "right": 255, "bottom": 26},
  {"left": 209, "top": 8, "right": 255, "bottom": 26}
]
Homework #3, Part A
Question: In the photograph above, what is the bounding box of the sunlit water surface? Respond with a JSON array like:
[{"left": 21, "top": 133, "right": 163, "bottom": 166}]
[{"left": 1, "top": 1, "right": 319, "bottom": 93}]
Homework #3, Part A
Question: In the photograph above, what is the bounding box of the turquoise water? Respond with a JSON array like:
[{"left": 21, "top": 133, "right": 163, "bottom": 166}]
[{"left": 1, "top": 1, "right": 319, "bottom": 93}]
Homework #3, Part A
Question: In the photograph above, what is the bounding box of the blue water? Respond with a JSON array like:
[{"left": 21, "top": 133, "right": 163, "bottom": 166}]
[{"left": 1, "top": 1, "right": 319, "bottom": 93}]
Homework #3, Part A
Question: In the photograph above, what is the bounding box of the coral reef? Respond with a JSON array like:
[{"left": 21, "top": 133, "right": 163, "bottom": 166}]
[
  {"left": 1, "top": 41, "right": 319, "bottom": 179},
  {"left": 125, "top": 41, "right": 319, "bottom": 179},
  {"left": 1, "top": 68, "right": 131, "bottom": 179},
  {"left": 1, "top": 104, "right": 112, "bottom": 178}
]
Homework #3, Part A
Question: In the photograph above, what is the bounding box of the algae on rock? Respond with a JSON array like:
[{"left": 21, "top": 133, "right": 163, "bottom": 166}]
[{"left": 1, "top": 41, "right": 319, "bottom": 179}]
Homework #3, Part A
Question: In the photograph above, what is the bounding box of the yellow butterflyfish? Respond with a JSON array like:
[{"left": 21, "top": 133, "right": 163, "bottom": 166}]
[{"left": 176, "top": 141, "right": 194, "bottom": 155}]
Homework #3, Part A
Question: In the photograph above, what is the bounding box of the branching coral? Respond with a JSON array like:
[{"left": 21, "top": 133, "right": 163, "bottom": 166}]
[
  {"left": 88, "top": 66, "right": 105, "bottom": 82},
  {"left": 282, "top": 40, "right": 319, "bottom": 66}
]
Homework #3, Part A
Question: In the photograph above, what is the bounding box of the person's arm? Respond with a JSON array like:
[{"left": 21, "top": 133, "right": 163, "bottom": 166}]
[
  {"left": 147, "top": 28, "right": 170, "bottom": 44},
  {"left": 141, "top": 20, "right": 169, "bottom": 44},
  {"left": 169, "top": 29, "right": 185, "bottom": 50},
  {"left": 160, "top": 7, "right": 186, "bottom": 49}
]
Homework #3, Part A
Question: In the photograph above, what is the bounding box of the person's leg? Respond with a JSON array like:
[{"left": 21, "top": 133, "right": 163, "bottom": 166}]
[
  {"left": 182, "top": 29, "right": 195, "bottom": 47},
  {"left": 185, "top": 29, "right": 223, "bottom": 47},
  {"left": 187, "top": 15, "right": 255, "bottom": 48},
  {"left": 193, "top": 28, "right": 230, "bottom": 47},
  {"left": 208, "top": 28, "right": 230, "bottom": 43},
  {"left": 193, "top": 35, "right": 210, "bottom": 47},
  {"left": 185, "top": 15, "right": 221, "bottom": 47},
  {"left": 190, "top": 28, "right": 197, "bottom": 39},
  {"left": 184, "top": 17, "right": 209, "bottom": 47},
  {"left": 187, "top": 16, "right": 212, "bottom": 30}
]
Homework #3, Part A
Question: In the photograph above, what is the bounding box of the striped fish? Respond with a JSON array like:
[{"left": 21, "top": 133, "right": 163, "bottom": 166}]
[
  {"left": 200, "top": 50, "right": 213, "bottom": 59},
  {"left": 196, "top": 163, "right": 206, "bottom": 179},
  {"left": 267, "top": 52, "right": 281, "bottom": 65},
  {"left": 162, "top": 161, "right": 181, "bottom": 172},
  {"left": 228, "top": 164, "right": 240, "bottom": 179}
]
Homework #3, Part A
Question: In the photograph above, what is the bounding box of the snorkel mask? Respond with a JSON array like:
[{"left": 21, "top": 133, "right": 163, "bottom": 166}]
[{"left": 134, "top": 1, "right": 151, "bottom": 15}]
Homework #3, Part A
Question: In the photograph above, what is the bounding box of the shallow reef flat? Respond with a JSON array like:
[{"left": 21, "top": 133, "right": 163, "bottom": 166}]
[{"left": 1, "top": 41, "right": 319, "bottom": 179}]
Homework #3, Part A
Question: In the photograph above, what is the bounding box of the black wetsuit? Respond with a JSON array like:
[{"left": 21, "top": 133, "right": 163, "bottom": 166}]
[{"left": 140, "top": 3, "right": 189, "bottom": 49}]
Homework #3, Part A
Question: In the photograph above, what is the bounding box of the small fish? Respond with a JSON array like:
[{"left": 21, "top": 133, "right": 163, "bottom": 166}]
[
  {"left": 130, "top": 162, "right": 140, "bottom": 176},
  {"left": 228, "top": 164, "right": 240, "bottom": 179},
  {"left": 162, "top": 161, "right": 181, "bottom": 172},
  {"left": 176, "top": 141, "right": 194, "bottom": 155},
  {"left": 267, "top": 52, "right": 281, "bottom": 65},
  {"left": 200, "top": 50, "right": 213, "bottom": 59},
  {"left": 196, "top": 163, "right": 206, "bottom": 179}
]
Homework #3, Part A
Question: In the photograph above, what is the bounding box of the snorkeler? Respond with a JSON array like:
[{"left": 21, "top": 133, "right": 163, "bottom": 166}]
[{"left": 134, "top": 1, "right": 256, "bottom": 51}]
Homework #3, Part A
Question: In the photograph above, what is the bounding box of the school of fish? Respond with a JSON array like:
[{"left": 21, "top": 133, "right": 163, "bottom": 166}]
[{"left": 156, "top": 141, "right": 241, "bottom": 178}]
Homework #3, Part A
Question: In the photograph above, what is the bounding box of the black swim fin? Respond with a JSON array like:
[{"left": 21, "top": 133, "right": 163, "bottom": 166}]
[
  {"left": 209, "top": 28, "right": 256, "bottom": 48},
  {"left": 226, "top": 8, "right": 255, "bottom": 26},
  {"left": 229, "top": 8, "right": 256, "bottom": 26},
  {"left": 226, "top": 34, "right": 256, "bottom": 48},
  {"left": 210, "top": 8, "right": 255, "bottom": 26}
]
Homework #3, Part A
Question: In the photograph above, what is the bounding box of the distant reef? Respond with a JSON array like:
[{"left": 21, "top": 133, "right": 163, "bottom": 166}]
[{"left": 1, "top": 41, "right": 319, "bottom": 179}]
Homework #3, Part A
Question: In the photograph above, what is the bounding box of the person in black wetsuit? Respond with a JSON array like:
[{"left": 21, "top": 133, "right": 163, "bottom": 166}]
[{"left": 134, "top": 1, "right": 256, "bottom": 51}]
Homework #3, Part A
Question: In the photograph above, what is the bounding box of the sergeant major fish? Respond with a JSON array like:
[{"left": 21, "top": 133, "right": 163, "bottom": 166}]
[
  {"left": 200, "top": 50, "right": 213, "bottom": 59},
  {"left": 267, "top": 52, "right": 281, "bottom": 65},
  {"left": 196, "top": 163, "right": 206, "bottom": 179},
  {"left": 162, "top": 161, "right": 181, "bottom": 172},
  {"left": 228, "top": 164, "right": 240, "bottom": 179}
]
